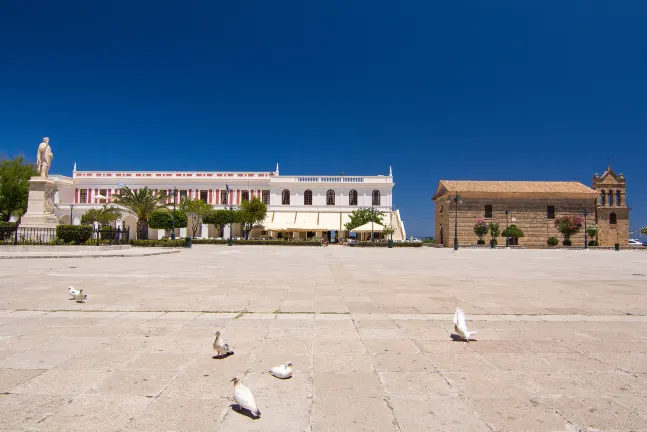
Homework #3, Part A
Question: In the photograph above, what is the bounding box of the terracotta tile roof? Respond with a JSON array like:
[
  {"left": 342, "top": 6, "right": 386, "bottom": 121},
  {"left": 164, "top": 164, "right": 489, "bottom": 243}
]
[{"left": 435, "top": 180, "right": 597, "bottom": 196}]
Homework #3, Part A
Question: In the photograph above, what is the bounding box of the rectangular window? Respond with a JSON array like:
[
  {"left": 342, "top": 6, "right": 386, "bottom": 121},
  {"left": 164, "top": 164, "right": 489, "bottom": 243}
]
[
  {"left": 98, "top": 189, "right": 107, "bottom": 204},
  {"left": 221, "top": 190, "right": 228, "bottom": 204},
  {"left": 242, "top": 190, "right": 249, "bottom": 202},
  {"left": 200, "top": 190, "right": 208, "bottom": 203},
  {"left": 179, "top": 190, "right": 188, "bottom": 202},
  {"left": 80, "top": 189, "right": 88, "bottom": 204},
  {"left": 547, "top": 206, "right": 555, "bottom": 219},
  {"left": 484, "top": 205, "right": 493, "bottom": 218},
  {"left": 262, "top": 190, "right": 270, "bottom": 205}
]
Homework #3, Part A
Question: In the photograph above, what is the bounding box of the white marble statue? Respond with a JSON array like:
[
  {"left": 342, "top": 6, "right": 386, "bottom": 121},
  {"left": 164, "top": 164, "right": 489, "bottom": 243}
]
[{"left": 36, "top": 137, "right": 53, "bottom": 177}]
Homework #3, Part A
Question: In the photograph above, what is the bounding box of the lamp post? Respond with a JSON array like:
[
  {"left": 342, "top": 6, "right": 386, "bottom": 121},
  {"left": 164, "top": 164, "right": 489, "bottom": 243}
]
[
  {"left": 69, "top": 204, "right": 74, "bottom": 225},
  {"left": 171, "top": 187, "right": 178, "bottom": 240},
  {"left": 505, "top": 209, "right": 510, "bottom": 247},
  {"left": 583, "top": 208, "right": 588, "bottom": 249},
  {"left": 371, "top": 206, "right": 375, "bottom": 242},
  {"left": 449, "top": 193, "right": 462, "bottom": 251}
]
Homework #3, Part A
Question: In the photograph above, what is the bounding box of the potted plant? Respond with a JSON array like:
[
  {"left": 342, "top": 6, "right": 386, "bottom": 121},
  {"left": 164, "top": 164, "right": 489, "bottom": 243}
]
[
  {"left": 501, "top": 224, "right": 524, "bottom": 246},
  {"left": 547, "top": 237, "right": 558, "bottom": 247},
  {"left": 554, "top": 216, "right": 584, "bottom": 246},
  {"left": 488, "top": 222, "right": 500, "bottom": 248},
  {"left": 586, "top": 223, "right": 599, "bottom": 246},
  {"left": 474, "top": 218, "right": 488, "bottom": 245}
]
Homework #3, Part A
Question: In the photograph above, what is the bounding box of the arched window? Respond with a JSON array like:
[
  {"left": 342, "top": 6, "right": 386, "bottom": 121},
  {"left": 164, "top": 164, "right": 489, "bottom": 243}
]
[
  {"left": 349, "top": 189, "right": 358, "bottom": 206},
  {"left": 610, "top": 212, "right": 617, "bottom": 225},
  {"left": 326, "top": 189, "right": 335, "bottom": 205},
  {"left": 372, "top": 190, "right": 381, "bottom": 206},
  {"left": 282, "top": 189, "right": 290, "bottom": 205},
  {"left": 607, "top": 190, "right": 613, "bottom": 206},
  {"left": 304, "top": 189, "right": 312, "bottom": 205},
  {"left": 616, "top": 190, "right": 621, "bottom": 206},
  {"left": 600, "top": 191, "right": 605, "bottom": 206}
]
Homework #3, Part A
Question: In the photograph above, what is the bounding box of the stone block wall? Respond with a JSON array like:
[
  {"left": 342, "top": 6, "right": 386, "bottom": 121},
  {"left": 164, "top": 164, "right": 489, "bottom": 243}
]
[{"left": 435, "top": 197, "right": 598, "bottom": 247}]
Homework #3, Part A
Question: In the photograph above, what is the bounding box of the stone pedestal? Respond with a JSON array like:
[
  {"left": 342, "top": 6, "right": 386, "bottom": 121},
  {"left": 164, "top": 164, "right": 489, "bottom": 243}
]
[{"left": 20, "top": 177, "right": 59, "bottom": 228}]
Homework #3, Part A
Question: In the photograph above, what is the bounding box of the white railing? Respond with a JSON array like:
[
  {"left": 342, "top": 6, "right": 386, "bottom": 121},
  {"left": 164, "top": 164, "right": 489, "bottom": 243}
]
[{"left": 275, "top": 176, "right": 392, "bottom": 184}]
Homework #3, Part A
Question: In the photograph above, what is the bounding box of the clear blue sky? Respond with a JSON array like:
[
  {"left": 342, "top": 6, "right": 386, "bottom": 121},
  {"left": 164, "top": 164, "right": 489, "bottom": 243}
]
[{"left": 1, "top": 1, "right": 645, "bottom": 237}]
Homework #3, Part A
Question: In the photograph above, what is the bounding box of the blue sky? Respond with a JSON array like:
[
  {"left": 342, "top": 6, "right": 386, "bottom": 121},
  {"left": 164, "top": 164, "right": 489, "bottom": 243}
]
[{"left": 1, "top": 1, "right": 646, "bottom": 237}]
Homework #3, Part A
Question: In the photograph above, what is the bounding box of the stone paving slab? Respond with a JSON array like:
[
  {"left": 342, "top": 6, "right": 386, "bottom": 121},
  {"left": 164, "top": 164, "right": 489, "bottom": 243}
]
[
  {"left": 0, "top": 246, "right": 646, "bottom": 431},
  {"left": 0, "top": 247, "right": 181, "bottom": 259}
]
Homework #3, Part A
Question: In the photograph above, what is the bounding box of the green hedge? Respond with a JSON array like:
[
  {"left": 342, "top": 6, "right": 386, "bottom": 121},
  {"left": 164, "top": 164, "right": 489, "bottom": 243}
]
[
  {"left": 56, "top": 225, "right": 93, "bottom": 244},
  {"left": 0, "top": 221, "right": 17, "bottom": 241},
  {"left": 192, "top": 239, "right": 322, "bottom": 246},
  {"left": 355, "top": 241, "right": 422, "bottom": 247},
  {"left": 547, "top": 237, "right": 558, "bottom": 246},
  {"left": 130, "top": 239, "right": 185, "bottom": 247}
]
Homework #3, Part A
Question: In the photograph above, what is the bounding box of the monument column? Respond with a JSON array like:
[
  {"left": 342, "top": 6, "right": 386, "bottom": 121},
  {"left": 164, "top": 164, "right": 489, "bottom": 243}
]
[{"left": 20, "top": 137, "right": 59, "bottom": 228}]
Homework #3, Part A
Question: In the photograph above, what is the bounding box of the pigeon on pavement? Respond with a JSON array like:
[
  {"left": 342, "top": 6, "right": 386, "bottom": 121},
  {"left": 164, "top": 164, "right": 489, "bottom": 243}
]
[
  {"left": 72, "top": 288, "right": 87, "bottom": 303},
  {"left": 269, "top": 361, "right": 293, "bottom": 379},
  {"left": 213, "top": 331, "right": 234, "bottom": 357},
  {"left": 453, "top": 307, "right": 477, "bottom": 343},
  {"left": 68, "top": 286, "right": 87, "bottom": 300},
  {"left": 231, "top": 377, "right": 261, "bottom": 418}
]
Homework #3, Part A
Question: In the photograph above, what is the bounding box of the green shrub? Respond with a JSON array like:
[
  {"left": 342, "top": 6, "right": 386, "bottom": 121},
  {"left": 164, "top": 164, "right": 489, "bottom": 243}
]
[
  {"left": 0, "top": 221, "right": 17, "bottom": 241},
  {"left": 130, "top": 239, "right": 185, "bottom": 247},
  {"left": 562, "top": 239, "right": 572, "bottom": 246},
  {"left": 501, "top": 224, "right": 524, "bottom": 238},
  {"left": 355, "top": 241, "right": 422, "bottom": 247},
  {"left": 547, "top": 237, "right": 558, "bottom": 247},
  {"left": 477, "top": 239, "right": 486, "bottom": 245},
  {"left": 588, "top": 240, "right": 599, "bottom": 246},
  {"left": 191, "top": 239, "right": 322, "bottom": 246},
  {"left": 56, "top": 225, "right": 93, "bottom": 244}
]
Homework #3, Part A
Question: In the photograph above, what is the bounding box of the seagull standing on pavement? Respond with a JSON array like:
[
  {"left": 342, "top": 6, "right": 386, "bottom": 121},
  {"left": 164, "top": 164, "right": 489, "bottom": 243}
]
[
  {"left": 453, "top": 307, "right": 477, "bottom": 343},
  {"left": 231, "top": 377, "right": 261, "bottom": 418}
]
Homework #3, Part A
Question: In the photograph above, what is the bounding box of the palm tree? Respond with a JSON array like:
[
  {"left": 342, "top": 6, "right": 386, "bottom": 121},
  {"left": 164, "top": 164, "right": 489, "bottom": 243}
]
[{"left": 112, "top": 187, "right": 168, "bottom": 239}]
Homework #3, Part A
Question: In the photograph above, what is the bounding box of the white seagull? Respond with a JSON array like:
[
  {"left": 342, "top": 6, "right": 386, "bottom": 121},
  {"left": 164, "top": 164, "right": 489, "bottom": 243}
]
[
  {"left": 269, "top": 361, "right": 293, "bottom": 379},
  {"left": 231, "top": 377, "right": 261, "bottom": 418},
  {"left": 453, "top": 307, "right": 477, "bottom": 343},
  {"left": 68, "top": 286, "right": 87, "bottom": 300},
  {"left": 213, "top": 331, "right": 234, "bottom": 357}
]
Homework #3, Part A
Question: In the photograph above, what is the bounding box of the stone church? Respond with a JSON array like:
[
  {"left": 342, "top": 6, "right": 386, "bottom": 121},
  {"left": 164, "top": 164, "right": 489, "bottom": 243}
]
[{"left": 432, "top": 166, "right": 629, "bottom": 247}]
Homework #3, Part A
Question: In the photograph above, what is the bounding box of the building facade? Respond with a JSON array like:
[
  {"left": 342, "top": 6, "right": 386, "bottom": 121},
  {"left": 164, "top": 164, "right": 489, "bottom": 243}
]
[
  {"left": 432, "top": 167, "right": 630, "bottom": 247},
  {"left": 49, "top": 164, "right": 406, "bottom": 241}
]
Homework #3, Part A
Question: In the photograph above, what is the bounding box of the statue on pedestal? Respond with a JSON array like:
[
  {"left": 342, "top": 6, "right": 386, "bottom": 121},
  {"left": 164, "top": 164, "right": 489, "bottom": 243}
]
[{"left": 36, "top": 137, "right": 53, "bottom": 177}]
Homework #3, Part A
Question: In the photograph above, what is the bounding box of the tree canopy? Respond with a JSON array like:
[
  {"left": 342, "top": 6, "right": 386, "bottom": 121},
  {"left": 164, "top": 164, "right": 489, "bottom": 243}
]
[
  {"left": 204, "top": 209, "right": 239, "bottom": 237},
  {"left": 180, "top": 198, "right": 213, "bottom": 238},
  {"left": 148, "top": 209, "right": 188, "bottom": 231},
  {"left": 80, "top": 205, "right": 122, "bottom": 226},
  {"left": 112, "top": 186, "right": 168, "bottom": 239},
  {"left": 238, "top": 198, "right": 267, "bottom": 239},
  {"left": 343, "top": 208, "right": 384, "bottom": 232},
  {"left": 0, "top": 156, "right": 38, "bottom": 222}
]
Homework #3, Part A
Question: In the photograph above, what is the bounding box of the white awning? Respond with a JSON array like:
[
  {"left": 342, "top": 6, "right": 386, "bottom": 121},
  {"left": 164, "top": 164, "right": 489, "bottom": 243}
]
[
  {"left": 265, "top": 212, "right": 296, "bottom": 230},
  {"left": 290, "top": 212, "right": 318, "bottom": 230},
  {"left": 352, "top": 221, "right": 385, "bottom": 232},
  {"left": 318, "top": 212, "right": 342, "bottom": 231}
]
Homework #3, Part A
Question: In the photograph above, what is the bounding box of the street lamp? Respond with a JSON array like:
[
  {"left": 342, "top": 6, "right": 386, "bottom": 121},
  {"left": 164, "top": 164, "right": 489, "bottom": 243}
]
[
  {"left": 171, "top": 187, "right": 178, "bottom": 240},
  {"left": 583, "top": 208, "right": 588, "bottom": 249},
  {"left": 448, "top": 193, "right": 462, "bottom": 251},
  {"left": 69, "top": 204, "right": 74, "bottom": 225},
  {"left": 505, "top": 209, "right": 511, "bottom": 248},
  {"left": 370, "top": 206, "right": 376, "bottom": 242}
]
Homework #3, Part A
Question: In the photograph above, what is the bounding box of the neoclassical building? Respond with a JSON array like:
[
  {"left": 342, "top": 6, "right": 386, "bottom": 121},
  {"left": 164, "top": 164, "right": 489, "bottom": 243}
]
[
  {"left": 432, "top": 166, "right": 629, "bottom": 247},
  {"left": 50, "top": 164, "right": 406, "bottom": 241}
]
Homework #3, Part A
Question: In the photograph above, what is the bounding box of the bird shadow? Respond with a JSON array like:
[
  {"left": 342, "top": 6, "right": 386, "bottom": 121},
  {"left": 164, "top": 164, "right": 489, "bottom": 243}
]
[
  {"left": 230, "top": 404, "right": 260, "bottom": 420},
  {"left": 212, "top": 352, "right": 234, "bottom": 360},
  {"left": 450, "top": 334, "right": 477, "bottom": 342}
]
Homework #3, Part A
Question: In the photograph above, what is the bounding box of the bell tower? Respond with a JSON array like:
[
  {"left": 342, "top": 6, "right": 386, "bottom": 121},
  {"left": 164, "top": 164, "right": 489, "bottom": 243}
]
[{"left": 592, "top": 166, "right": 630, "bottom": 247}]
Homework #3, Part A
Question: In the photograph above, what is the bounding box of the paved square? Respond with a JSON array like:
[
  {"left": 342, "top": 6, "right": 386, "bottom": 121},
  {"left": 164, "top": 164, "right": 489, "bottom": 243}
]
[{"left": 1, "top": 246, "right": 647, "bottom": 431}]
